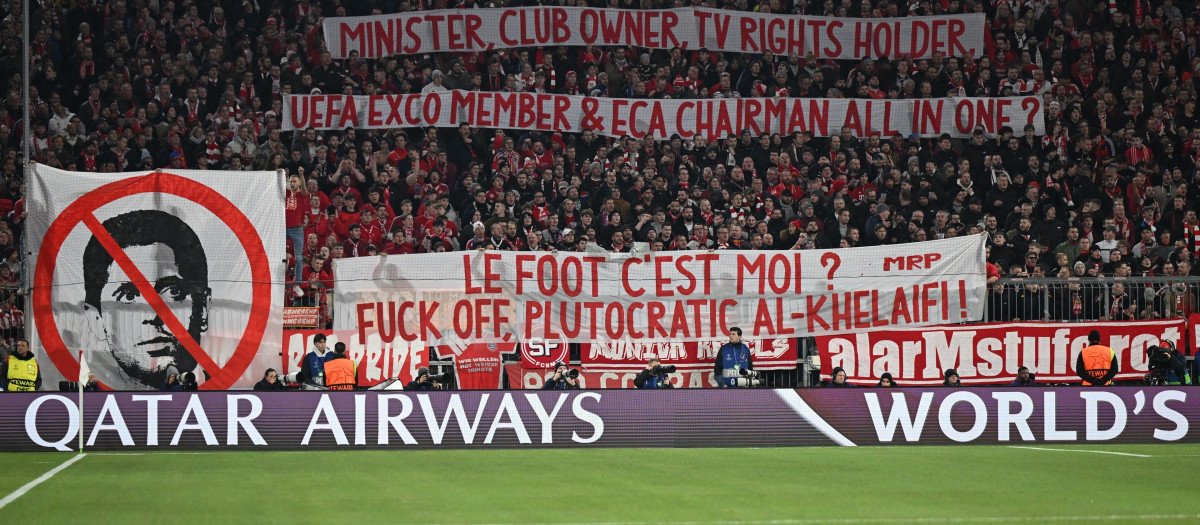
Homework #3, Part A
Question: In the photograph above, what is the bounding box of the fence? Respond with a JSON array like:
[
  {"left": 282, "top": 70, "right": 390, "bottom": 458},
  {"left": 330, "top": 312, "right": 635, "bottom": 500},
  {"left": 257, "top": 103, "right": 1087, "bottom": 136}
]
[{"left": 448, "top": 277, "right": 1200, "bottom": 388}]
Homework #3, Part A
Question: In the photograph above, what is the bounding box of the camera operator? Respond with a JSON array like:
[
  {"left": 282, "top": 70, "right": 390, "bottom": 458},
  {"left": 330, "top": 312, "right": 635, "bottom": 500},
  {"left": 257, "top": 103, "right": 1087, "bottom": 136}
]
[
  {"left": 714, "top": 327, "right": 755, "bottom": 387},
  {"left": 1146, "top": 342, "right": 1189, "bottom": 386},
  {"left": 635, "top": 358, "right": 675, "bottom": 388},
  {"left": 405, "top": 367, "right": 445, "bottom": 391},
  {"left": 542, "top": 361, "right": 580, "bottom": 390}
]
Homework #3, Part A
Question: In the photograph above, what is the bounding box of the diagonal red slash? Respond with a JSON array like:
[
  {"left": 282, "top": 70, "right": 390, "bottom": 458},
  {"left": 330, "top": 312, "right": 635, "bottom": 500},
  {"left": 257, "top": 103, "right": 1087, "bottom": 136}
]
[{"left": 81, "top": 214, "right": 220, "bottom": 375}]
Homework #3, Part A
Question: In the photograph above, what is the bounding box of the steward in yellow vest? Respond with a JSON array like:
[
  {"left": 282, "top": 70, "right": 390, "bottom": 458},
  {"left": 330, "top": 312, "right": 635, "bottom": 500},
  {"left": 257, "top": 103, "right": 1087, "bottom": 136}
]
[
  {"left": 324, "top": 343, "right": 357, "bottom": 391},
  {"left": 2, "top": 340, "right": 41, "bottom": 392},
  {"left": 1076, "top": 330, "right": 1118, "bottom": 385}
]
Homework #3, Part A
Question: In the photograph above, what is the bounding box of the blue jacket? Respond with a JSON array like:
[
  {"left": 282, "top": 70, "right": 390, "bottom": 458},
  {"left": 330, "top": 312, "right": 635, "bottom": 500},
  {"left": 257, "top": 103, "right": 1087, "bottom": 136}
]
[
  {"left": 714, "top": 342, "right": 753, "bottom": 387},
  {"left": 300, "top": 350, "right": 337, "bottom": 387}
]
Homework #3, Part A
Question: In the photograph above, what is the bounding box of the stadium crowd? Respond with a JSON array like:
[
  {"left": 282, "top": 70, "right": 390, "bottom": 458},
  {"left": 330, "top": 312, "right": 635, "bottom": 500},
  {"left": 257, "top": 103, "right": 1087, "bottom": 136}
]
[{"left": 1, "top": 0, "right": 1200, "bottom": 333}]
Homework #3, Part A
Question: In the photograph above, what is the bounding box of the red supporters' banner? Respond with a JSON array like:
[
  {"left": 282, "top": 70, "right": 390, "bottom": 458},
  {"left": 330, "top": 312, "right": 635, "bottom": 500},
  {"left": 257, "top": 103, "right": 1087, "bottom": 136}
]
[
  {"left": 282, "top": 329, "right": 429, "bottom": 387},
  {"left": 814, "top": 319, "right": 1186, "bottom": 386},
  {"left": 283, "top": 92, "right": 1043, "bottom": 139},
  {"left": 323, "top": 8, "right": 984, "bottom": 60},
  {"left": 442, "top": 341, "right": 516, "bottom": 390},
  {"left": 581, "top": 338, "right": 797, "bottom": 371},
  {"left": 521, "top": 338, "right": 569, "bottom": 369},
  {"left": 333, "top": 236, "right": 988, "bottom": 346},
  {"left": 504, "top": 365, "right": 720, "bottom": 389},
  {"left": 1190, "top": 314, "right": 1200, "bottom": 354}
]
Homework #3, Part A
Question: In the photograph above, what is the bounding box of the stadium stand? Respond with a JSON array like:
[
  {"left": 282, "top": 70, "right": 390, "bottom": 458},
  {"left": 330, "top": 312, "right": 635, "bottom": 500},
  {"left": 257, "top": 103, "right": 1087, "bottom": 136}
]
[{"left": 1, "top": 0, "right": 1198, "bottom": 340}]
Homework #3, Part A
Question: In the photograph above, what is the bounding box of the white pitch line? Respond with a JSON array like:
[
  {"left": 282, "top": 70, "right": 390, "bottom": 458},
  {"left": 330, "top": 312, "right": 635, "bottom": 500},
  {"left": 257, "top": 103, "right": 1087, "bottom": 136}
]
[
  {"left": 1007, "top": 446, "right": 1152, "bottom": 458},
  {"left": 407, "top": 514, "right": 1200, "bottom": 525},
  {"left": 0, "top": 454, "right": 86, "bottom": 510}
]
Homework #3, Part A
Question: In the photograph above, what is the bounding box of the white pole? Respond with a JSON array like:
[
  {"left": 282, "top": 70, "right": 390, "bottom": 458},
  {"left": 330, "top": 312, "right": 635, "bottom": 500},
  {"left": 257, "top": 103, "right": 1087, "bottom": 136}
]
[
  {"left": 77, "top": 350, "right": 84, "bottom": 454},
  {"left": 21, "top": 0, "right": 30, "bottom": 167}
]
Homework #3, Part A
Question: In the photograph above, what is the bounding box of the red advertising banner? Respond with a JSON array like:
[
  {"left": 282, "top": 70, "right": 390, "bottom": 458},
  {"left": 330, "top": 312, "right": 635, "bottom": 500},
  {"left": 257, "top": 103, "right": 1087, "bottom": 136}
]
[
  {"left": 284, "top": 91, "right": 1043, "bottom": 140},
  {"left": 504, "top": 365, "right": 719, "bottom": 389},
  {"left": 815, "top": 319, "right": 1186, "bottom": 386},
  {"left": 581, "top": 338, "right": 797, "bottom": 372},
  {"left": 323, "top": 8, "right": 984, "bottom": 60},
  {"left": 282, "top": 329, "right": 428, "bottom": 387}
]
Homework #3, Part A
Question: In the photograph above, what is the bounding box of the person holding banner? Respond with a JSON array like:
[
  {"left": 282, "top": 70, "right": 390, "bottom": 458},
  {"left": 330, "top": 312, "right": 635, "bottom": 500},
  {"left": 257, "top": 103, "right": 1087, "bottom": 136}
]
[
  {"left": 1, "top": 340, "right": 40, "bottom": 391},
  {"left": 1076, "top": 331, "right": 1118, "bottom": 386},
  {"left": 714, "top": 327, "right": 754, "bottom": 388}
]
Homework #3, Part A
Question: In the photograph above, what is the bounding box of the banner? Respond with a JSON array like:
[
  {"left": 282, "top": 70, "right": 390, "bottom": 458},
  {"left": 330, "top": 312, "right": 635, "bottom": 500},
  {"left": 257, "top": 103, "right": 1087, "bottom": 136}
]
[
  {"left": 815, "top": 319, "right": 1186, "bottom": 386},
  {"left": 283, "top": 91, "right": 1043, "bottom": 139},
  {"left": 505, "top": 365, "right": 719, "bottom": 389},
  {"left": 283, "top": 307, "right": 320, "bottom": 328},
  {"left": 323, "top": 8, "right": 984, "bottom": 60},
  {"left": 581, "top": 338, "right": 797, "bottom": 371},
  {"left": 1190, "top": 314, "right": 1200, "bottom": 354},
  {"left": 3, "top": 388, "right": 1194, "bottom": 451},
  {"left": 333, "top": 235, "right": 987, "bottom": 346},
  {"left": 520, "top": 339, "right": 569, "bottom": 369},
  {"left": 27, "top": 165, "right": 285, "bottom": 390},
  {"left": 282, "top": 329, "right": 428, "bottom": 387},
  {"left": 444, "top": 341, "right": 517, "bottom": 390}
]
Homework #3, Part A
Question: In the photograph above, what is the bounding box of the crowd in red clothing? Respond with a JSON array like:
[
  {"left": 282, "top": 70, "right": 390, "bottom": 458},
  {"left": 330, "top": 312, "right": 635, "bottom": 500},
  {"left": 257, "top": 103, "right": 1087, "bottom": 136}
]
[{"left": 4, "top": 0, "right": 1200, "bottom": 328}]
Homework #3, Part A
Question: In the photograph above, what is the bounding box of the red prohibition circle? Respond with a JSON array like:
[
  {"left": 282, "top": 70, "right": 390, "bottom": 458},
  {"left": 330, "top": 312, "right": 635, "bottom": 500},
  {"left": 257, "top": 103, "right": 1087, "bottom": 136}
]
[{"left": 32, "top": 172, "right": 273, "bottom": 390}]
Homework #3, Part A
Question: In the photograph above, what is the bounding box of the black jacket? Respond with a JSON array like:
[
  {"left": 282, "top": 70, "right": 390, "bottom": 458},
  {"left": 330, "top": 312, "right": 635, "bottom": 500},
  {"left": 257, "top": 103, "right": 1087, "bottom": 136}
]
[
  {"left": 253, "top": 379, "right": 285, "bottom": 391},
  {"left": 1, "top": 351, "right": 42, "bottom": 390}
]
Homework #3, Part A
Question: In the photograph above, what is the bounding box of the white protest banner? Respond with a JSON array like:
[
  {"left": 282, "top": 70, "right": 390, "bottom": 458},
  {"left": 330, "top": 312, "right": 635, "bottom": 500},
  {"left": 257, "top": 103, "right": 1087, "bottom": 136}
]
[
  {"left": 815, "top": 319, "right": 1187, "bottom": 385},
  {"left": 332, "top": 235, "right": 987, "bottom": 346},
  {"left": 283, "top": 91, "right": 1044, "bottom": 139},
  {"left": 323, "top": 8, "right": 984, "bottom": 60},
  {"left": 27, "top": 165, "right": 286, "bottom": 390}
]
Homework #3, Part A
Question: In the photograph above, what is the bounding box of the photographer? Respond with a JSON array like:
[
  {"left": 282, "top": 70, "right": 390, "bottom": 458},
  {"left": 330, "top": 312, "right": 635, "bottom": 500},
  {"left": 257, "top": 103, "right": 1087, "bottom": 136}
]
[
  {"left": 634, "top": 358, "right": 675, "bottom": 388},
  {"left": 405, "top": 367, "right": 445, "bottom": 391},
  {"left": 714, "top": 327, "right": 755, "bottom": 387},
  {"left": 542, "top": 362, "right": 580, "bottom": 390},
  {"left": 1146, "top": 342, "right": 1190, "bottom": 386}
]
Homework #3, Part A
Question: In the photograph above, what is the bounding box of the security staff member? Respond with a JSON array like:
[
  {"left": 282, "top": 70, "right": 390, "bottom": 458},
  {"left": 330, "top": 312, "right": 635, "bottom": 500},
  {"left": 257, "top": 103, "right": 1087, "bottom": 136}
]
[
  {"left": 1, "top": 340, "right": 40, "bottom": 391},
  {"left": 323, "top": 343, "right": 357, "bottom": 391},
  {"left": 1077, "top": 330, "right": 1118, "bottom": 385},
  {"left": 714, "top": 327, "right": 753, "bottom": 387}
]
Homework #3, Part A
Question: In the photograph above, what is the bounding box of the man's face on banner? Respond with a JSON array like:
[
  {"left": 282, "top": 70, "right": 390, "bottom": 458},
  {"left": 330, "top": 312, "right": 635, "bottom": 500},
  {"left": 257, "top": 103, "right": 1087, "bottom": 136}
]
[
  {"left": 83, "top": 210, "right": 212, "bottom": 389},
  {"left": 92, "top": 242, "right": 208, "bottom": 386}
]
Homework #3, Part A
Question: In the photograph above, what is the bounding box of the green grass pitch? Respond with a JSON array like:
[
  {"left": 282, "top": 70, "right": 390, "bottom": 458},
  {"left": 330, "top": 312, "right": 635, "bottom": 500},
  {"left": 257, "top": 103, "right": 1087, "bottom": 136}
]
[{"left": 2, "top": 445, "right": 1199, "bottom": 524}]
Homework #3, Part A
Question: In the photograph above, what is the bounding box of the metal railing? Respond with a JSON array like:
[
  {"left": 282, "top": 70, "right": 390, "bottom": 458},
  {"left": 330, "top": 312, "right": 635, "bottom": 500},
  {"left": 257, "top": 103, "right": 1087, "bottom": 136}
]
[{"left": 984, "top": 276, "right": 1200, "bottom": 323}]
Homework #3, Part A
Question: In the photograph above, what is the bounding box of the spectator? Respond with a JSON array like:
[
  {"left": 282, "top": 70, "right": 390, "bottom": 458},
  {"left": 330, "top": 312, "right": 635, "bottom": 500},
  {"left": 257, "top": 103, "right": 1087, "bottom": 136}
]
[{"left": 942, "top": 369, "right": 961, "bottom": 387}]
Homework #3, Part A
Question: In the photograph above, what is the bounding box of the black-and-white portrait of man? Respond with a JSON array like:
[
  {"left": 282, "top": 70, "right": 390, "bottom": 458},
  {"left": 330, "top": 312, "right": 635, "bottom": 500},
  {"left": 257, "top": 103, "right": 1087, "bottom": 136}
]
[{"left": 82, "top": 210, "right": 211, "bottom": 389}]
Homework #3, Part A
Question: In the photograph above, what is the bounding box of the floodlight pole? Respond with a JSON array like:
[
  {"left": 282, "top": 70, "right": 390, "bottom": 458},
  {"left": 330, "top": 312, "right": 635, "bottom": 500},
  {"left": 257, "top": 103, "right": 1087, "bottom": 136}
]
[{"left": 21, "top": 0, "right": 30, "bottom": 168}]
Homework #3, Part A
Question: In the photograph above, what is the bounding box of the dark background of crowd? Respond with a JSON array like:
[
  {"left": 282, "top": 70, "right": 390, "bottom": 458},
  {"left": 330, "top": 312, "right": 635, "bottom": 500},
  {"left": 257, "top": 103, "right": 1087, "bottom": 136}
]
[{"left": 0, "top": 0, "right": 1199, "bottom": 335}]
